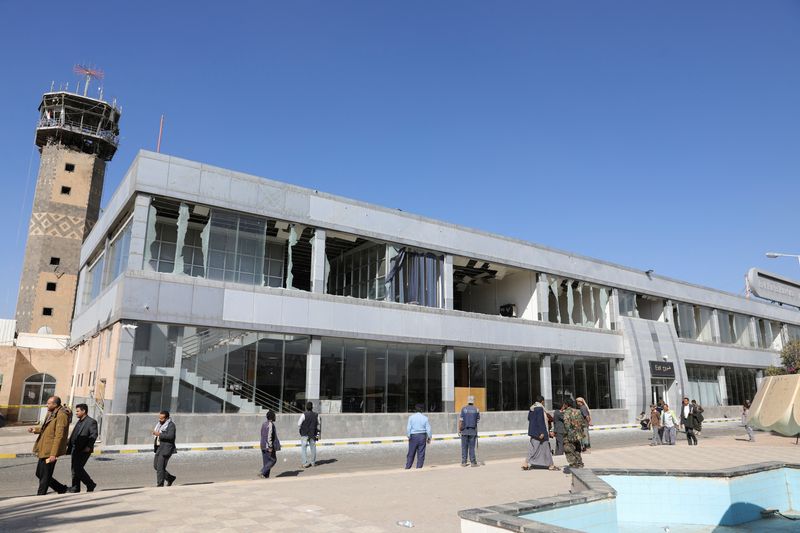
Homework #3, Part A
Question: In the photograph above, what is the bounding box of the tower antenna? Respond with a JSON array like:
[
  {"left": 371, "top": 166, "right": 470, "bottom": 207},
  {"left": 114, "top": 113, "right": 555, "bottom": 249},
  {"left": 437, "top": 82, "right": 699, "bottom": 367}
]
[{"left": 73, "top": 64, "right": 104, "bottom": 97}]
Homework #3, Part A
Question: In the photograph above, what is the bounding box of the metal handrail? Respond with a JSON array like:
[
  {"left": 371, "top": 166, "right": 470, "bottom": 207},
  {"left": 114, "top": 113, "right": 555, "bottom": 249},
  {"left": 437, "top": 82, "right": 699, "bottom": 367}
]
[
  {"left": 36, "top": 118, "right": 119, "bottom": 145},
  {"left": 189, "top": 359, "right": 302, "bottom": 414}
]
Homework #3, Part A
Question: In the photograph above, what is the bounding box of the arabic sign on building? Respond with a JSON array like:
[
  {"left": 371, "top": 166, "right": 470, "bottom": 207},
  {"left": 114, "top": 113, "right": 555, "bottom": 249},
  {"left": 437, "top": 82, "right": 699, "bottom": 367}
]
[
  {"left": 747, "top": 268, "right": 800, "bottom": 308},
  {"left": 649, "top": 360, "right": 675, "bottom": 379}
]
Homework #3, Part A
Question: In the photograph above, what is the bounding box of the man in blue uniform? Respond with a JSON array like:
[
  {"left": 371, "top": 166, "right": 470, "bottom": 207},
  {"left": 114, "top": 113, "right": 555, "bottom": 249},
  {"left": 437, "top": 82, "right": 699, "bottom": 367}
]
[
  {"left": 459, "top": 395, "right": 480, "bottom": 467},
  {"left": 405, "top": 403, "right": 431, "bottom": 469}
]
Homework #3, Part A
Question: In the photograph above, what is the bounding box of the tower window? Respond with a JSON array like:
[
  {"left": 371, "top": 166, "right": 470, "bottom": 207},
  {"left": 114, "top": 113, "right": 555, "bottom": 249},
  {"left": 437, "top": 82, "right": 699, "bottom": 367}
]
[
  {"left": 60, "top": 186, "right": 71, "bottom": 195},
  {"left": 46, "top": 282, "right": 57, "bottom": 291},
  {"left": 42, "top": 307, "right": 53, "bottom": 316},
  {"left": 49, "top": 257, "right": 60, "bottom": 266},
  {"left": 64, "top": 163, "right": 75, "bottom": 172}
]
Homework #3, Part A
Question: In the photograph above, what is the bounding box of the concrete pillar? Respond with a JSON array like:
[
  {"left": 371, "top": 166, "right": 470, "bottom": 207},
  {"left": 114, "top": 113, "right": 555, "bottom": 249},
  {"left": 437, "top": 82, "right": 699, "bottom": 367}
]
[
  {"left": 609, "top": 288, "right": 620, "bottom": 331},
  {"left": 755, "top": 369, "right": 764, "bottom": 391},
  {"left": 110, "top": 324, "right": 136, "bottom": 414},
  {"left": 710, "top": 309, "right": 721, "bottom": 343},
  {"left": 443, "top": 255, "right": 454, "bottom": 310},
  {"left": 612, "top": 359, "right": 626, "bottom": 409},
  {"left": 310, "top": 229, "right": 327, "bottom": 294},
  {"left": 442, "top": 347, "right": 455, "bottom": 412},
  {"left": 305, "top": 337, "right": 322, "bottom": 411},
  {"left": 535, "top": 273, "right": 549, "bottom": 322},
  {"left": 540, "top": 355, "right": 553, "bottom": 410},
  {"left": 169, "top": 328, "right": 185, "bottom": 412},
  {"left": 128, "top": 193, "right": 152, "bottom": 271},
  {"left": 717, "top": 367, "right": 729, "bottom": 406}
]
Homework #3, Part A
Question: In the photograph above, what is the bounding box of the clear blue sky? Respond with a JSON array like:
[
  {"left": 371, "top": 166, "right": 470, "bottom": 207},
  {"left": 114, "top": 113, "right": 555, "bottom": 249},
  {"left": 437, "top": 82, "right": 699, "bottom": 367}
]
[{"left": 0, "top": 1, "right": 798, "bottom": 318}]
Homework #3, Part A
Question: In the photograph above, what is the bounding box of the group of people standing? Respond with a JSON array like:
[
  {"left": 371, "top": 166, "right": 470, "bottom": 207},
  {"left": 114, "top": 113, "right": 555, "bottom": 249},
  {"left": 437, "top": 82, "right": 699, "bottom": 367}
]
[
  {"left": 528, "top": 396, "right": 592, "bottom": 471},
  {"left": 646, "top": 397, "right": 704, "bottom": 446}
]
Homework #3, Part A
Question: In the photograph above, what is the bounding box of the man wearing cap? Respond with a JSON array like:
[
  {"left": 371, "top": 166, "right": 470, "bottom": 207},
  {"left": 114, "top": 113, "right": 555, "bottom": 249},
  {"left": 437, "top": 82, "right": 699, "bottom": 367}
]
[{"left": 459, "top": 396, "right": 480, "bottom": 467}]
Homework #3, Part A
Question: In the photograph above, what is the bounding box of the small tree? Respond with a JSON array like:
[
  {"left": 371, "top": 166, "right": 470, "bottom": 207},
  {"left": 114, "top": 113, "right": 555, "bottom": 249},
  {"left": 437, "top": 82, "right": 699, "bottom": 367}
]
[
  {"left": 765, "top": 365, "right": 787, "bottom": 376},
  {"left": 780, "top": 340, "right": 800, "bottom": 374}
]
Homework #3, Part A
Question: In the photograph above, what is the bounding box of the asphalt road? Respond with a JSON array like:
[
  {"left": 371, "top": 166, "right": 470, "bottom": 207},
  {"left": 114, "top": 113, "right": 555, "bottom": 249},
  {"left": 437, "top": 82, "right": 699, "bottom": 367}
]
[{"left": 0, "top": 422, "right": 745, "bottom": 500}]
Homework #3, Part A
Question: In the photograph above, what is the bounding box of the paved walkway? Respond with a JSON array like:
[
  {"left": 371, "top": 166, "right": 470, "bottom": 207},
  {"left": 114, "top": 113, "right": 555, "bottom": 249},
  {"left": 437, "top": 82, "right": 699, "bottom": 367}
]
[{"left": 0, "top": 431, "right": 798, "bottom": 533}]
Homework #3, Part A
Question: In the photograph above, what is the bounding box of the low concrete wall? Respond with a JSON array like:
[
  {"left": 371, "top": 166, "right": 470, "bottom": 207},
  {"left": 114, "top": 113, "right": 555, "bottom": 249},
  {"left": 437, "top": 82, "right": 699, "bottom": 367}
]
[
  {"left": 102, "top": 408, "right": 630, "bottom": 445},
  {"left": 701, "top": 405, "right": 742, "bottom": 420}
]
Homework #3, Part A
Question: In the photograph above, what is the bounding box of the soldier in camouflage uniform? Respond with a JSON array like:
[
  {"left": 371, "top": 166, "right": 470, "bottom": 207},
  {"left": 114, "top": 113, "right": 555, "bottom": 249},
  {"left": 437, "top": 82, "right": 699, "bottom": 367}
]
[{"left": 562, "top": 399, "right": 586, "bottom": 469}]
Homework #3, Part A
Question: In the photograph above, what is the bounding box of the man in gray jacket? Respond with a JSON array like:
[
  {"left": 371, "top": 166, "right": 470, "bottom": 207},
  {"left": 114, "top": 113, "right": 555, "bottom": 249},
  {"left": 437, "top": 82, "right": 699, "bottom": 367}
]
[{"left": 152, "top": 410, "right": 177, "bottom": 487}]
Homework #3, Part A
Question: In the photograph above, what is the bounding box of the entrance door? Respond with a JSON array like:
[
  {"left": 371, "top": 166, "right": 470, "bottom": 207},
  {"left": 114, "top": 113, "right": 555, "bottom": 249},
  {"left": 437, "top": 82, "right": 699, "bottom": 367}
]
[
  {"left": 19, "top": 373, "right": 56, "bottom": 423},
  {"left": 651, "top": 382, "right": 668, "bottom": 407}
]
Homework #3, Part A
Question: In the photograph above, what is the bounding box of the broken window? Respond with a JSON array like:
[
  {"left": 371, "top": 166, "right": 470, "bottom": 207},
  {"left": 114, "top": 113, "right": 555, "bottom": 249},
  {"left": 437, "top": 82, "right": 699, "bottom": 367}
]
[
  {"left": 104, "top": 218, "right": 132, "bottom": 287},
  {"left": 387, "top": 248, "right": 442, "bottom": 307},
  {"left": 142, "top": 196, "right": 311, "bottom": 290},
  {"left": 82, "top": 253, "right": 105, "bottom": 305},
  {"left": 757, "top": 319, "right": 782, "bottom": 350},
  {"left": 547, "top": 276, "right": 611, "bottom": 329},
  {"left": 453, "top": 257, "right": 536, "bottom": 319},
  {"left": 326, "top": 233, "right": 387, "bottom": 301}
]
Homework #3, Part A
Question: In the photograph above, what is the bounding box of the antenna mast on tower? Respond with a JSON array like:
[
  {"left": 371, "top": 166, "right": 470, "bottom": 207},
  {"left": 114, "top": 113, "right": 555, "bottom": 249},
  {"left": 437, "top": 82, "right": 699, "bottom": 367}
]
[{"left": 73, "top": 64, "right": 104, "bottom": 97}]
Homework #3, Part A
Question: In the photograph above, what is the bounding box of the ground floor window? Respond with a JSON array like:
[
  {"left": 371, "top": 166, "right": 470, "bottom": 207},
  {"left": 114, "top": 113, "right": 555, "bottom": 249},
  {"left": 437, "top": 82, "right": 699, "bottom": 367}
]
[
  {"left": 551, "top": 356, "right": 612, "bottom": 409},
  {"left": 126, "top": 376, "right": 173, "bottom": 413},
  {"left": 454, "top": 349, "right": 541, "bottom": 411},
  {"left": 725, "top": 367, "right": 758, "bottom": 406},
  {"left": 686, "top": 364, "right": 722, "bottom": 406},
  {"left": 320, "top": 338, "right": 442, "bottom": 413}
]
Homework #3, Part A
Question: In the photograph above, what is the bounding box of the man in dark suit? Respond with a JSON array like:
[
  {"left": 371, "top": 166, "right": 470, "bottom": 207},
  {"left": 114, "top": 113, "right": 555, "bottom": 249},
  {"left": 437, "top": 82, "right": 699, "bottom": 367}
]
[
  {"left": 66, "top": 403, "right": 98, "bottom": 493},
  {"left": 152, "top": 410, "right": 177, "bottom": 487},
  {"left": 679, "top": 397, "right": 699, "bottom": 445}
]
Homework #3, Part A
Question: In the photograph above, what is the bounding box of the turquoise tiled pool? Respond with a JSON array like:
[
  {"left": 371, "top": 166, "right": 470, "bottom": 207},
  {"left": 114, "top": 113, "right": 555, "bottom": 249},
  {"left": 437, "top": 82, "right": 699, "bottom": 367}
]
[{"left": 513, "top": 464, "right": 800, "bottom": 532}]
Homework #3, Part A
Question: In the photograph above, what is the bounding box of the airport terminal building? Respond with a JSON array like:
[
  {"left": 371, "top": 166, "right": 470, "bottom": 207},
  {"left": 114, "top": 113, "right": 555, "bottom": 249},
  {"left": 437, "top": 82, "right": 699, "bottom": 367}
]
[{"left": 69, "top": 151, "right": 797, "bottom": 444}]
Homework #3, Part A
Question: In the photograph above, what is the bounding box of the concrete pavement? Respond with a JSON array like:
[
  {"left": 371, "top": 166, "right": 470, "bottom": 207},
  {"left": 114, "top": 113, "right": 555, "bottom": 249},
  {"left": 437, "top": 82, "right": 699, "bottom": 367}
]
[{"left": 1, "top": 429, "right": 798, "bottom": 533}]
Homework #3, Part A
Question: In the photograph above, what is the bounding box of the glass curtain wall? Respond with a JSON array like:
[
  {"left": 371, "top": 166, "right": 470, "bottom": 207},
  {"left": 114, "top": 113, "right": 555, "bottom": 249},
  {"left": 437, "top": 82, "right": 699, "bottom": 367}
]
[
  {"left": 686, "top": 365, "right": 722, "bottom": 406},
  {"left": 453, "top": 349, "right": 541, "bottom": 411},
  {"left": 725, "top": 367, "right": 758, "bottom": 405},
  {"left": 718, "top": 311, "right": 756, "bottom": 348},
  {"left": 320, "top": 337, "right": 443, "bottom": 413},
  {"left": 547, "top": 276, "right": 611, "bottom": 329},
  {"left": 129, "top": 324, "right": 310, "bottom": 414},
  {"left": 550, "top": 356, "right": 612, "bottom": 409}
]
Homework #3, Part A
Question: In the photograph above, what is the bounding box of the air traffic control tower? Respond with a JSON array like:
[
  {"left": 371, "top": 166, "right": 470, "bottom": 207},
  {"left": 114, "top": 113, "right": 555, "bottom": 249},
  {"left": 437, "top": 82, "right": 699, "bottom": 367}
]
[{"left": 15, "top": 70, "right": 121, "bottom": 337}]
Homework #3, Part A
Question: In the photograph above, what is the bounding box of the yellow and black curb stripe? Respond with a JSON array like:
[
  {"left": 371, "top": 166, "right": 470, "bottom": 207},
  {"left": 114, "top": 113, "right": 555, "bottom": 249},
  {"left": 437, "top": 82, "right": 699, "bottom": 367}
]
[{"left": 0, "top": 418, "right": 737, "bottom": 460}]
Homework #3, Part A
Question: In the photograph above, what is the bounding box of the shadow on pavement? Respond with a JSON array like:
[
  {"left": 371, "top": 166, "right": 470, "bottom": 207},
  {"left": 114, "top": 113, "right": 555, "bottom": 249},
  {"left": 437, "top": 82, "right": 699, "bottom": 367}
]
[{"left": 0, "top": 491, "right": 144, "bottom": 532}]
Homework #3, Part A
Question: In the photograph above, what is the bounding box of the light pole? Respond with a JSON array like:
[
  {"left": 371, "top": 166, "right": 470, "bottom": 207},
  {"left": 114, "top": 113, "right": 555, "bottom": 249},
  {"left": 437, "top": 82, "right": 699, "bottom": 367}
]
[{"left": 765, "top": 252, "right": 800, "bottom": 267}]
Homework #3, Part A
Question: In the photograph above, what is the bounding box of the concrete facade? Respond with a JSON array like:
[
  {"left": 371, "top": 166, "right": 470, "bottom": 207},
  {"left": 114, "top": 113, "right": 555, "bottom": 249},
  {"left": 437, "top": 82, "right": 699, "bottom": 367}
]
[{"left": 68, "top": 151, "right": 795, "bottom": 444}]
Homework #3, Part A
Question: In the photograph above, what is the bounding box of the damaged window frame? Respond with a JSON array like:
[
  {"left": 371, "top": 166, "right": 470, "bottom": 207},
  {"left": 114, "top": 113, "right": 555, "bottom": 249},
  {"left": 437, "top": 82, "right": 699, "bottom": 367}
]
[
  {"left": 547, "top": 275, "right": 612, "bottom": 329},
  {"left": 143, "top": 196, "right": 313, "bottom": 291},
  {"left": 325, "top": 231, "right": 443, "bottom": 308}
]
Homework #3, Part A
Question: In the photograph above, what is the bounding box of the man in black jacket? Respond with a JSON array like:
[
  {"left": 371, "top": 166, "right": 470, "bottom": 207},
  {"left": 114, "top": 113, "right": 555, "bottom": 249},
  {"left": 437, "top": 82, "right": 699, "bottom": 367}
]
[
  {"left": 67, "top": 403, "right": 98, "bottom": 492},
  {"left": 298, "top": 402, "right": 321, "bottom": 468},
  {"left": 679, "top": 397, "right": 699, "bottom": 446},
  {"left": 152, "top": 410, "right": 177, "bottom": 487}
]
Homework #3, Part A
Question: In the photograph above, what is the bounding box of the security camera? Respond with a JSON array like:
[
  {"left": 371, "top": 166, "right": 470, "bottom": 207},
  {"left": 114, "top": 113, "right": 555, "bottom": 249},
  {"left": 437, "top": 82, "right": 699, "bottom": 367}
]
[{"left": 662, "top": 355, "right": 669, "bottom": 361}]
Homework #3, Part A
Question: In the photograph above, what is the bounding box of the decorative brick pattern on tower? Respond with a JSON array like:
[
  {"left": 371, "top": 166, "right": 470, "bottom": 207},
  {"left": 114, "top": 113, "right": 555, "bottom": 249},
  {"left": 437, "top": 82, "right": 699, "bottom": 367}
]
[{"left": 14, "top": 90, "right": 120, "bottom": 336}]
